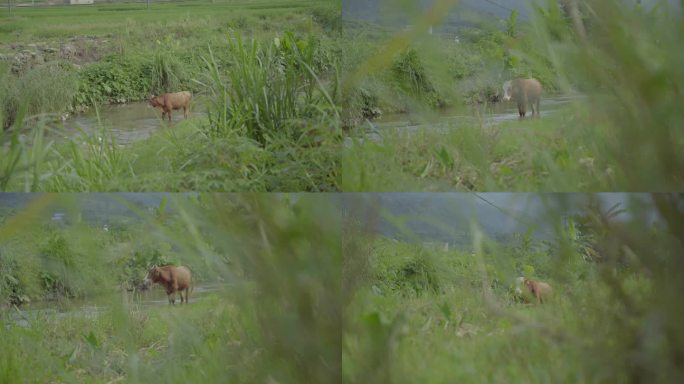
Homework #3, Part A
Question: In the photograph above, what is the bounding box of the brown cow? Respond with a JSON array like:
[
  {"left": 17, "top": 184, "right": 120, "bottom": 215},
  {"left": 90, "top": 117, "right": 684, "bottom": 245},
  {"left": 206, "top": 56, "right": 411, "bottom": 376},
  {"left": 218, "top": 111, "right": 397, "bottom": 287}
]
[
  {"left": 143, "top": 265, "right": 193, "bottom": 305},
  {"left": 502, "top": 78, "right": 542, "bottom": 118},
  {"left": 148, "top": 91, "right": 192, "bottom": 122},
  {"left": 515, "top": 276, "right": 553, "bottom": 304}
]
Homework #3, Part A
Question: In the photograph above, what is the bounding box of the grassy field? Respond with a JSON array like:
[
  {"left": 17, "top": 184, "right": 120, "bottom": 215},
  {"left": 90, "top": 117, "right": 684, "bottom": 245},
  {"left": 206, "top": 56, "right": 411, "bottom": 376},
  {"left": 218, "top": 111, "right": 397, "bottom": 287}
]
[
  {"left": 0, "top": 193, "right": 341, "bottom": 383},
  {"left": 0, "top": 0, "right": 325, "bottom": 43},
  {"left": 341, "top": 0, "right": 684, "bottom": 191},
  {"left": 343, "top": 194, "right": 684, "bottom": 383},
  {"left": 1, "top": 0, "right": 342, "bottom": 191}
]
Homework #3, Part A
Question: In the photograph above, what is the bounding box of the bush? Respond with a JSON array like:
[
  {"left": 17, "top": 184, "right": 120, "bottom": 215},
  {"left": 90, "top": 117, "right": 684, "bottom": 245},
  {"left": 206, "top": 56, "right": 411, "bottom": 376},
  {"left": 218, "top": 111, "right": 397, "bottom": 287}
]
[
  {"left": 202, "top": 32, "right": 339, "bottom": 144},
  {"left": 390, "top": 48, "right": 442, "bottom": 108},
  {"left": 1, "top": 62, "right": 78, "bottom": 128},
  {"left": 75, "top": 57, "right": 150, "bottom": 106}
]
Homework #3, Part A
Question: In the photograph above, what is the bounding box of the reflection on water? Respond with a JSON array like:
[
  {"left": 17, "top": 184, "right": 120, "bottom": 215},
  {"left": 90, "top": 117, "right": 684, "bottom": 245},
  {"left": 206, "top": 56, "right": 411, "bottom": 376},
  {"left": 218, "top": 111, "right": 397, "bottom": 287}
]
[
  {"left": 5, "top": 282, "right": 225, "bottom": 328},
  {"left": 49, "top": 101, "right": 205, "bottom": 145}
]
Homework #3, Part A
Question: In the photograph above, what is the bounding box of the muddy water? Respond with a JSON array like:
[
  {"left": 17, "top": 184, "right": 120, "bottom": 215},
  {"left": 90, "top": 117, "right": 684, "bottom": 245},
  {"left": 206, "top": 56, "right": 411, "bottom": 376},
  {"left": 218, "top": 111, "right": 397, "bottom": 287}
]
[
  {"left": 5, "top": 282, "right": 225, "bottom": 328},
  {"left": 368, "top": 95, "right": 580, "bottom": 133},
  {"left": 52, "top": 101, "right": 205, "bottom": 145}
]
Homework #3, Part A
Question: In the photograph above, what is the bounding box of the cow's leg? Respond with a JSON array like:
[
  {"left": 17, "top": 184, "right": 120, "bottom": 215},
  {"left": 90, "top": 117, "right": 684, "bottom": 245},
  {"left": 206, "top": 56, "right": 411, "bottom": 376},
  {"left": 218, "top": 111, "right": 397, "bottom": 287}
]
[
  {"left": 185, "top": 288, "right": 190, "bottom": 304},
  {"left": 168, "top": 292, "right": 176, "bottom": 305},
  {"left": 183, "top": 106, "right": 188, "bottom": 119},
  {"left": 520, "top": 96, "right": 527, "bottom": 118}
]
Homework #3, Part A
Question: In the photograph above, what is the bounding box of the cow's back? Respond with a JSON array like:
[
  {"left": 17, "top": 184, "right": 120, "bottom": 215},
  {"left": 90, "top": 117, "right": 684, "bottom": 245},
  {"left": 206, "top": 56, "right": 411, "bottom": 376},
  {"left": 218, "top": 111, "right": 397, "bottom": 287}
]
[
  {"left": 164, "top": 91, "right": 192, "bottom": 107},
  {"left": 173, "top": 266, "right": 192, "bottom": 289},
  {"left": 520, "top": 78, "right": 542, "bottom": 100}
]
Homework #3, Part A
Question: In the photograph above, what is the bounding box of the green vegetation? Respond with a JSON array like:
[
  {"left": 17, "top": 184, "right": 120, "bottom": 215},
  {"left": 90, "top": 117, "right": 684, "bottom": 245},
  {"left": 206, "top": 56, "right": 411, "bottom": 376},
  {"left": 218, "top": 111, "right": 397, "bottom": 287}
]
[
  {"left": 0, "top": 0, "right": 341, "bottom": 191},
  {"left": 343, "top": 194, "right": 684, "bottom": 383},
  {"left": 0, "top": 193, "right": 341, "bottom": 383},
  {"left": 342, "top": 0, "right": 684, "bottom": 191},
  {"left": 342, "top": 109, "right": 616, "bottom": 191}
]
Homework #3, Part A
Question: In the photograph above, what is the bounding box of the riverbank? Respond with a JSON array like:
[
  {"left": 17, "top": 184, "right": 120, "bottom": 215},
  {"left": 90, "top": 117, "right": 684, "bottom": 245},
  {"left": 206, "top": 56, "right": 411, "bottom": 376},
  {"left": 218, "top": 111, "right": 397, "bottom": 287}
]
[
  {"left": 1, "top": 0, "right": 340, "bottom": 129},
  {"left": 341, "top": 105, "right": 619, "bottom": 191},
  {"left": 340, "top": 17, "right": 558, "bottom": 129},
  {"left": 3, "top": 115, "right": 338, "bottom": 191},
  {"left": 1, "top": 0, "right": 342, "bottom": 192}
]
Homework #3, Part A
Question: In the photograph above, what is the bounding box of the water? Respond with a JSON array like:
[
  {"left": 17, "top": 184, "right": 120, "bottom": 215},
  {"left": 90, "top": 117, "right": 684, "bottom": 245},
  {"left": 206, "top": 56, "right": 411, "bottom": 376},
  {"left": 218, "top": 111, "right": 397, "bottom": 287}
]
[
  {"left": 4, "top": 282, "right": 226, "bottom": 328},
  {"left": 344, "top": 95, "right": 580, "bottom": 147},
  {"left": 50, "top": 101, "right": 205, "bottom": 145},
  {"left": 374, "top": 95, "right": 578, "bottom": 130}
]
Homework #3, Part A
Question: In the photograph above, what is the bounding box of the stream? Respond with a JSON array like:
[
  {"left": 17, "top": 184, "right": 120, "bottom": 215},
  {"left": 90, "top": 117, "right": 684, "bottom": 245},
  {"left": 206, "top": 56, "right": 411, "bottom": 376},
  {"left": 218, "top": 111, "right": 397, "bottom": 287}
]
[
  {"left": 48, "top": 101, "right": 206, "bottom": 145},
  {"left": 41, "top": 96, "right": 577, "bottom": 145},
  {"left": 4, "top": 282, "right": 226, "bottom": 328},
  {"left": 350, "top": 95, "right": 581, "bottom": 143}
]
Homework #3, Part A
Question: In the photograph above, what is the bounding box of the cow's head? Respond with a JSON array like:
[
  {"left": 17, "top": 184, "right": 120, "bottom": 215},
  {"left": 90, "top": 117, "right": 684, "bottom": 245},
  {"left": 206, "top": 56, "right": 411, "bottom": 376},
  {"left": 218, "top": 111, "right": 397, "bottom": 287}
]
[
  {"left": 143, "top": 265, "right": 161, "bottom": 288},
  {"left": 523, "top": 278, "right": 537, "bottom": 294},
  {"left": 502, "top": 81, "right": 512, "bottom": 101},
  {"left": 148, "top": 95, "right": 160, "bottom": 107}
]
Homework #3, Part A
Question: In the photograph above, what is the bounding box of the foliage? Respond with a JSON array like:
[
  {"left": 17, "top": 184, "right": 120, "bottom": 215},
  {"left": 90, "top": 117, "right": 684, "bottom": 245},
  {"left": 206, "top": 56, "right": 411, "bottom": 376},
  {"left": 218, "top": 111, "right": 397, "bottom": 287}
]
[
  {"left": 0, "top": 1, "right": 341, "bottom": 192},
  {"left": 202, "top": 32, "right": 339, "bottom": 144},
  {"left": 0, "top": 193, "right": 341, "bottom": 384},
  {"left": 390, "top": 48, "right": 442, "bottom": 108},
  {"left": 1, "top": 62, "right": 78, "bottom": 127},
  {"left": 344, "top": 194, "right": 684, "bottom": 383},
  {"left": 342, "top": 108, "right": 616, "bottom": 192}
]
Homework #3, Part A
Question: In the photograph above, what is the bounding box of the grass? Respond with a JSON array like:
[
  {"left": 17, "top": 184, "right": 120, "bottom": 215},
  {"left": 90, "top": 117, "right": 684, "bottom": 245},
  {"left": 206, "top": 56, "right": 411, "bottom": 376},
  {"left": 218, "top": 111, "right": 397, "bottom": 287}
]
[
  {"left": 0, "top": 0, "right": 342, "bottom": 191},
  {"left": 0, "top": 193, "right": 341, "bottom": 383},
  {"left": 0, "top": 0, "right": 322, "bottom": 43},
  {"left": 341, "top": 0, "right": 684, "bottom": 191},
  {"left": 342, "top": 107, "right": 618, "bottom": 191},
  {"left": 1, "top": 294, "right": 248, "bottom": 383},
  {"left": 1, "top": 115, "right": 338, "bottom": 191},
  {"left": 343, "top": 194, "right": 684, "bottom": 383}
]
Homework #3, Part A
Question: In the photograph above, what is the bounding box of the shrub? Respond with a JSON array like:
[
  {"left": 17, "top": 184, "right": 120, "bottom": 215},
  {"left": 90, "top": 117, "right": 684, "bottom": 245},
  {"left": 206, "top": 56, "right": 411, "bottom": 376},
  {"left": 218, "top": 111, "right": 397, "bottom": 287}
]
[{"left": 202, "top": 32, "right": 339, "bottom": 144}]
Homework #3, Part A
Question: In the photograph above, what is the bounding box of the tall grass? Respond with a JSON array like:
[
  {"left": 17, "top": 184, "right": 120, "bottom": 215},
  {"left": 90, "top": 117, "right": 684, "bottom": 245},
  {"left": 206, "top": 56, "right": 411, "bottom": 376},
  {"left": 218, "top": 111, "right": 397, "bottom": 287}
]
[
  {"left": 1, "top": 1, "right": 342, "bottom": 192},
  {"left": 44, "top": 125, "right": 132, "bottom": 192},
  {"left": 1, "top": 62, "right": 78, "bottom": 128},
  {"left": 530, "top": 0, "right": 684, "bottom": 190},
  {"left": 148, "top": 41, "right": 189, "bottom": 95},
  {"left": 2, "top": 114, "right": 339, "bottom": 192},
  {"left": 0, "top": 193, "right": 341, "bottom": 383},
  {"left": 341, "top": 0, "right": 684, "bottom": 191},
  {"left": 202, "top": 32, "right": 340, "bottom": 144},
  {"left": 343, "top": 193, "right": 684, "bottom": 383},
  {"left": 342, "top": 110, "right": 615, "bottom": 191}
]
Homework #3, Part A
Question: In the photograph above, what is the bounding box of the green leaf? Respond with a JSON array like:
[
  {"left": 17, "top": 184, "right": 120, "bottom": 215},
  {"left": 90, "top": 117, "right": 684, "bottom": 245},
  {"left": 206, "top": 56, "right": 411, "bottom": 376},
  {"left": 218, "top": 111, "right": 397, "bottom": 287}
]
[{"left": 82, "top": 331, "right": 100, "bottom": 349}]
